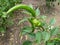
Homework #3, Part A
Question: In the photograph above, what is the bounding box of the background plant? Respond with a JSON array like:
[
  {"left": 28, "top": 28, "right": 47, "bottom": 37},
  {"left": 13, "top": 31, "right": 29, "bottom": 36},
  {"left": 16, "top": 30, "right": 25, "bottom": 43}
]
[
  {"left": 46, "top": 0, "right": 60, "bottom": 8},
  {"left": 6, "top": 4, "right": 60, "bottom": 45},
  {"left": 0, "top": 0, "right": 22, "bottom": 33}
]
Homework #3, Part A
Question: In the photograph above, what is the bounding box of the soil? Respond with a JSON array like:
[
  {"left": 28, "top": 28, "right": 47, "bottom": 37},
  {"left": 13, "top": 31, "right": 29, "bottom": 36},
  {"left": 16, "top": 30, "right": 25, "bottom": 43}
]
[{"left": 0, "top": 0, "right": 60, "bottom": 45}]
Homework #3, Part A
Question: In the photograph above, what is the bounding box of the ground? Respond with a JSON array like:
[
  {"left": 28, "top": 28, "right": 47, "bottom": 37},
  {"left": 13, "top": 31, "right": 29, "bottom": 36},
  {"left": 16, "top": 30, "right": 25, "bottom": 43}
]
[{"left": 0, "top": 0, "right": 60, "bottom": 45}]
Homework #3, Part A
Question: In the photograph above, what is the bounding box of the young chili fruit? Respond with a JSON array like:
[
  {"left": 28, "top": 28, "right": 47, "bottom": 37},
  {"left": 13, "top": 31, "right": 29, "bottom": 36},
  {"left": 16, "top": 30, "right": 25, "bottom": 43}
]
[
  {"left": 29, "top": 18, "right": 42, "bottom": 27},
  {"left": 32, "top": 19, "right": 41, "bottom": 27}
]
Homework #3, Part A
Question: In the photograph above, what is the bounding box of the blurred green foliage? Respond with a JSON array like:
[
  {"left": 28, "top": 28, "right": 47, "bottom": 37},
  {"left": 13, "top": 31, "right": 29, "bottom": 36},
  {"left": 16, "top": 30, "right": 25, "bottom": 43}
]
[
  {"left": 46, "top": 0, "right": 60, "bottom": 8},
  {"left": 0, "top": 0, "right": 22, "bottom": 33},
  {"left": 0, "top": 0, "right": 22, "bottom": 11}
]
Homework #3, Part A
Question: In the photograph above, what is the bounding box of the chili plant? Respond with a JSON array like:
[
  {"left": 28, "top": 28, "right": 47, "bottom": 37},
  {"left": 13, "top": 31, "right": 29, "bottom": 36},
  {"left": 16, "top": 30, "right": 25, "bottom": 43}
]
[{"left": 6, "top": 4, "right": 60, "bottom": 45}]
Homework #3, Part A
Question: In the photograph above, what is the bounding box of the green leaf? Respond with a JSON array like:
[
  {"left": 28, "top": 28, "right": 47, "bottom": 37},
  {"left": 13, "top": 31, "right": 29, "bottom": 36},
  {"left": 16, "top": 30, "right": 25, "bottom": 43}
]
[
  {"left": 42, "top": 31, "right": 50, "bottom": 42},
  {"left": 49, "top": 18, "right": 56, "bottom": 25},
  {"left": 22, "top": 26, "right": 32, "bottom": 33},
  {"left": 35, "top": 8, "right": 40, "bottom": 16},
  {"left": 1, "top": 12, "right": 7, "bottom": 18},
  {"left": 35, "top": 31, "right": 42, "bottom": 44},
  {"left": 22, "top": 11, "right": 31, "bottom": 15},
  {"left": 0, "top": 27, "right": 6, "bottom": 33},
  {"left": 18, "top": 18, "right": 28, "bottom": 25},
  {"left": 50, "top": 27, "right": 59, "bottom": 36},
  {"left": 29, "top": 4, "right": 34, "bottom": 9},
  {"left": 23, "top": 40, "right": 32, "bottom": 45},
  {"left": 28, "top": 33, "right": 35, "bottom": 39},
  {"left": 47, "top": 42, "right": 54, "bottom": 45},
  {"left": 40, "top": 15, "right": 47, "bottom": 20},
  {"left": 56, "top": 41, "right": 60, "bottom": 45}
]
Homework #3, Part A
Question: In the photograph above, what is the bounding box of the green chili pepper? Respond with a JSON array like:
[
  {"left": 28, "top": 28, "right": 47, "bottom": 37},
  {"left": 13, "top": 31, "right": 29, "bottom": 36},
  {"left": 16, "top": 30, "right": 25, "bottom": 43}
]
[{"left": 6, "top": 4, "right": 36, "bottom": 17}]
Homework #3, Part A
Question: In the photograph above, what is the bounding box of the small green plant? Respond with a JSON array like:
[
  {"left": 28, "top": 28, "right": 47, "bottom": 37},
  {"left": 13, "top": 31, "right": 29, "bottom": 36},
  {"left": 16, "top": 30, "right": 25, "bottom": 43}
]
[
  {"left": 0, "top": 0, "right": 22, "bottom": 11},
  {"left": 6, "top": 4, "right": 60, "bottom": 45},
  {"left": 0, "top": 0, "right": 22, "bottom": 33}
]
